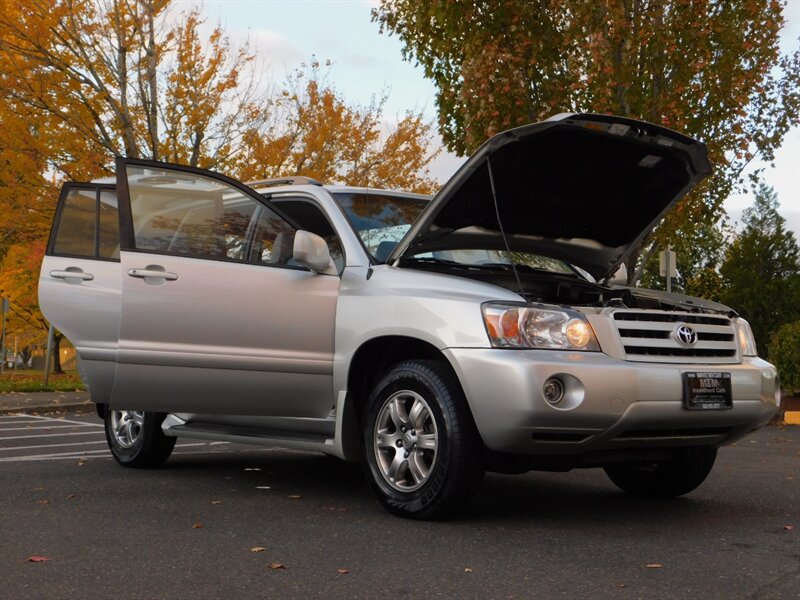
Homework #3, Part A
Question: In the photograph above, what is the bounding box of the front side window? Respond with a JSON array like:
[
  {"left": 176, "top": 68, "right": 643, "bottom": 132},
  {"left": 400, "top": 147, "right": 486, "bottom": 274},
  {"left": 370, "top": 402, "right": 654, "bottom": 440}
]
[
  {"left": 125, "top": 165, "right": 295, "bottom": 266},
  {"left": 333, "top": 192, "right": 428, "bottom": 262}
]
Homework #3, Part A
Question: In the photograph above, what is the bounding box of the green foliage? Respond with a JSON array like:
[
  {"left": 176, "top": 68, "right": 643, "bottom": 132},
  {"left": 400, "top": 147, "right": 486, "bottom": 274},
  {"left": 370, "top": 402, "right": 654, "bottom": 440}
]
[
  {"left": 720, "top": 183, "right": 800, "bottom": 354},
  {"left": 374, "top": 0, "right": 800, "bottom": 283},
  {"left": 639, "top": 218, "right": 731, "bottom": 300},
  {"left": 768, "top": 320, "right": 800, "bottom": 394}
]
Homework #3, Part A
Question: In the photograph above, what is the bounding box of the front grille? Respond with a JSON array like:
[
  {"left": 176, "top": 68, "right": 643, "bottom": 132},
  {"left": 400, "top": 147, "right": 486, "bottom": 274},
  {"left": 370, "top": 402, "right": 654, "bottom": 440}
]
[{"left": 613, "top": 310, "right": 738, "bottom": 364}]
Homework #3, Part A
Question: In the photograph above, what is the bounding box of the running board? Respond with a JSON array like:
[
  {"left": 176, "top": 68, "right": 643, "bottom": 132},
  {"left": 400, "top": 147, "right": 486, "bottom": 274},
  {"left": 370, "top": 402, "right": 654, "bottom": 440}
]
[{"left": 161, "top": 414, "right": 332, "bottom": 452}]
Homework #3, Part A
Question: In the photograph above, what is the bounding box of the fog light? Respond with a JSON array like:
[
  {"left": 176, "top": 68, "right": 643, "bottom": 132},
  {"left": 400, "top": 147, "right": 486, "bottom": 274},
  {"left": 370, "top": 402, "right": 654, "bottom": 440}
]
[{"left": 543, "top": 378, "right": 565, "bottom": 405}]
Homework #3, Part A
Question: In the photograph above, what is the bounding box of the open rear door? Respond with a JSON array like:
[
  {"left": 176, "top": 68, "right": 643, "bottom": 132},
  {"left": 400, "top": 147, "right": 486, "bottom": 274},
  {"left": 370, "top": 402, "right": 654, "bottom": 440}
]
[{"left": 38, "top": 182, "right": 121, "bottom": 403}]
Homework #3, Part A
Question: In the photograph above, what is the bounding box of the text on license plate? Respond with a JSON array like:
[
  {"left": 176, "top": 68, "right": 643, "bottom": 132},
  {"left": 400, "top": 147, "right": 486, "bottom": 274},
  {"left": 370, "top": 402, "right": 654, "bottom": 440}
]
[{"left": 682, "top": 371, "right": 732, "bottom": 410}]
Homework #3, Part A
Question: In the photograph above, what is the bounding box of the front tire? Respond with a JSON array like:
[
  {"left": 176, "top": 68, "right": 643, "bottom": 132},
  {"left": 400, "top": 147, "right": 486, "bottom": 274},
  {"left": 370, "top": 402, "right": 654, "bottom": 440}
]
[
  {"left": 104, "top": 410, "right": 176, "bottom": 468},
  {"left": 362, "top": 360, "right": 484, "bottom": 520},
  {"left": 604, "top": 447, "right": 717, "bottom": 497}
]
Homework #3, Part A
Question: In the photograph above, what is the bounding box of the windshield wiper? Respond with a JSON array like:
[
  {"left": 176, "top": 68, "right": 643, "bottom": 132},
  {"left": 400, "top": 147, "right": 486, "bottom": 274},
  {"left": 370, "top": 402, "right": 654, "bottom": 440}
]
[{"left": 402, "top": 257, "right": 463, "bottom": 267}]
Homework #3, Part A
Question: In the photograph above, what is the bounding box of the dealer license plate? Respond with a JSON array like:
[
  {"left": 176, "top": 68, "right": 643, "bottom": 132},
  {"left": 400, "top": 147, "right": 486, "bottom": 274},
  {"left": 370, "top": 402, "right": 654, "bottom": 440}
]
[{"left": 682, "top": 372, "right": 732, "bottom": 410}]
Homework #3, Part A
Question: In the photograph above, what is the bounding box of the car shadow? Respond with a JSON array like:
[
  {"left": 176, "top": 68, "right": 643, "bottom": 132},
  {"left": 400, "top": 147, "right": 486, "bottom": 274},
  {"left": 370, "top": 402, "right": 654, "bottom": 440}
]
[{"left": 138, "top": 448, "right": 737, "bottom": 527}]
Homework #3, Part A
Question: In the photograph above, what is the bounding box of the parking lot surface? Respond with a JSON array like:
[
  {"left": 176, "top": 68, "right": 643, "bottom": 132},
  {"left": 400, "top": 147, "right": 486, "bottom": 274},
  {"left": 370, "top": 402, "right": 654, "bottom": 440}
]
[{"left": 1, "top": 412, "right": 798, "bottom": 599}]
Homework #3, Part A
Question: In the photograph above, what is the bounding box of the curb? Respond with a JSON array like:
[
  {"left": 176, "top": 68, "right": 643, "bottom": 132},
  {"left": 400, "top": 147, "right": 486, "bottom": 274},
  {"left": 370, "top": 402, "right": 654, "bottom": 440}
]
[
  {"left": 0, "top": 400, "right": 94, "bottom": 416},
  {"left": 784, "top": 411, "right": 800, "bottom": 426}
]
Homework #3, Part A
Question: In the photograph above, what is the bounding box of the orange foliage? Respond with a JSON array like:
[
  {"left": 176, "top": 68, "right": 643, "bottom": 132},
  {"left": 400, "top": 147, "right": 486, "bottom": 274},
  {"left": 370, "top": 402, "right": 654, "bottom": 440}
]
[{"left": 237, "top": 64, "right": 438, "bottom": 193}]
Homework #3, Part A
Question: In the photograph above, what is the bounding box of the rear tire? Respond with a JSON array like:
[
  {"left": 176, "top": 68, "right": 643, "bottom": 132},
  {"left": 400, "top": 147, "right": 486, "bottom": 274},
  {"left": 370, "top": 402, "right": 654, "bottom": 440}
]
[
  {"left": 604, "top": 447, "right": 717, "bottom": 497},
  {"left": 104, "top": 410, "right": 176, "bottom": 468},
  {"left": 362, "top": 360, "right": 484, "bottom": 520}
]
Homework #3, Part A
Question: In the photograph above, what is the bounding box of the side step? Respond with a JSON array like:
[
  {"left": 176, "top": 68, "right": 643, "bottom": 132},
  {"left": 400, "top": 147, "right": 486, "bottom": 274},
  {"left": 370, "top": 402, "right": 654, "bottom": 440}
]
[{"left": 161, "top": 414, "right": 332, "bottom": 453}]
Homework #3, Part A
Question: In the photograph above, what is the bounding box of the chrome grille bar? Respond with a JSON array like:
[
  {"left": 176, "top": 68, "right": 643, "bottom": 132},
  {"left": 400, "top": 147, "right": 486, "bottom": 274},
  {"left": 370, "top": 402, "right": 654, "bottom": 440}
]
[{"left": 612, "top": 310, "right": 738, "bottom": 363}]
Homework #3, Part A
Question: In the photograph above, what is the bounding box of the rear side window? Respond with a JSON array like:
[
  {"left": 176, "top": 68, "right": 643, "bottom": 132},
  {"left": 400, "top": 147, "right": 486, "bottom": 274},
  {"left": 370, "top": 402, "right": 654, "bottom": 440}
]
[{"left": 50, "top": 186, "right": 120, "bottom": 260}]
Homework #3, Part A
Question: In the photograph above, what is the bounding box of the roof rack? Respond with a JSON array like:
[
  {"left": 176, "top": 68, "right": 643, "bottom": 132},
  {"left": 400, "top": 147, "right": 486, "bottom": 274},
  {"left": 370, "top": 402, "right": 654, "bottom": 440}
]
[{"left": 246, "top": 176, "right": 323, "bottom": 188}]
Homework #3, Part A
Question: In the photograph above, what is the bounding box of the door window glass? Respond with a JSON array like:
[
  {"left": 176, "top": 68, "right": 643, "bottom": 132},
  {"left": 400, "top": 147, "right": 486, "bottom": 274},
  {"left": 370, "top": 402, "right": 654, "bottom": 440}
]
[
  {"left": 125, "top": 164, "right": 295, "bottom": 264},
  {"left": 98, "top": 191, "right": 120, "bottom": 259},
  {"left": 50, "top": 187, "right": 119, "bottom": 260},
  {"left": 52, "top": 189, "right": 97, "bottom": 257}
]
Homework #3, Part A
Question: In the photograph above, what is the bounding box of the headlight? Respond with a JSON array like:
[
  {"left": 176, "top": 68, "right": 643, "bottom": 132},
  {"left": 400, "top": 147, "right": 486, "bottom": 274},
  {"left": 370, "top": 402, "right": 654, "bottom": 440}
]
[
  {"left": 733, "top": 318, "right": 757, "bottom": 357},
  {"left": 482, "top": 303, "right": 600, "bottom": 351}
]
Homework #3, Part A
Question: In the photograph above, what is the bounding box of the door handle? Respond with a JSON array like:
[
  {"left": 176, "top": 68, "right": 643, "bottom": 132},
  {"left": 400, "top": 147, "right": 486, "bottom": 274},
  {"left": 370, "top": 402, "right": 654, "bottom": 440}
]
[
  {"left": 50, "top": 270, "right": 94, "bottom": 281},
  {"left": 127, "top": 268, "right": 178, "bottom": 281}
]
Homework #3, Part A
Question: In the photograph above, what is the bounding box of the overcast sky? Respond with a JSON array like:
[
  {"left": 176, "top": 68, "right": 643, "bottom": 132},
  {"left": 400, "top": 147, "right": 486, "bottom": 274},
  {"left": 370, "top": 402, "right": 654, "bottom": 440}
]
[{"left": 185, "top": 0, "right": 799, "bottom": 238}]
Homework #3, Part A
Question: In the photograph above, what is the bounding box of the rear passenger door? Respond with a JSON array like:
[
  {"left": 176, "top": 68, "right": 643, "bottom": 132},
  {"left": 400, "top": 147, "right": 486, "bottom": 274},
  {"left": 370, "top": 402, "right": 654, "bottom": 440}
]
[
  {"left": 39, "top": 183, "right": 121, "bottom": 403},
  {"left": 109, "top": 159, "right": 340, "bottom": 417}
]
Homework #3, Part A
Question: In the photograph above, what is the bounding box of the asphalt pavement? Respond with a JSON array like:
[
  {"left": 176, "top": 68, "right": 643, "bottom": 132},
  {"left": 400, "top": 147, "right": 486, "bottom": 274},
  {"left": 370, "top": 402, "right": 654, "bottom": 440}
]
[{"left": 0, "top": 410, "right": 797, "bottom": 599}]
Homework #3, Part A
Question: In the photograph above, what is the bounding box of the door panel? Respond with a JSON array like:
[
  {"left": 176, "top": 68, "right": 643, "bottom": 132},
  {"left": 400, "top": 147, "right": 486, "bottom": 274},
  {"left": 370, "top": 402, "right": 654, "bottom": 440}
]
[
  {"left": 38, "top": 184, "right": 121, "bottom": 403},
  {"left": 110, "top": 160, "right": 339, "bottom": 417}
]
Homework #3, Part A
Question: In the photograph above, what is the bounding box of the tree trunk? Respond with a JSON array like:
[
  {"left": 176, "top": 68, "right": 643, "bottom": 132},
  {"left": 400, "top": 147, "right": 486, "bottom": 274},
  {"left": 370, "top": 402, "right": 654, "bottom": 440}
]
[{"left": 52, "top": 334, "right": 64, "bottom": 374}]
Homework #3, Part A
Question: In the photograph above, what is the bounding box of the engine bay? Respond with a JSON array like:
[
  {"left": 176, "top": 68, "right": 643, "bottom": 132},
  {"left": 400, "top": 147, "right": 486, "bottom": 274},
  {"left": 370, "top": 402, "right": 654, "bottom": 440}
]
[{"left": 400, "top": 259, "right": 733, "bottom": 315}]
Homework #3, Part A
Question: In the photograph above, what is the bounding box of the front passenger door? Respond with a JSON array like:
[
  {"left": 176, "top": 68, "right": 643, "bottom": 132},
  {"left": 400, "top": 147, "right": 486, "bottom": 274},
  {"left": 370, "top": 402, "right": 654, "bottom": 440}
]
[{"left": 109, "top": 159, "right": 340, "bottom": 418}]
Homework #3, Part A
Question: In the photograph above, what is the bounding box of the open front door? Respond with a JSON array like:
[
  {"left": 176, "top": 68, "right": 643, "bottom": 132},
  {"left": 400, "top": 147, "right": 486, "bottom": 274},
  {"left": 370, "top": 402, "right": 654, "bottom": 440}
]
[{"left": 109, "top": 159, "right": 339, "bottom": 417}]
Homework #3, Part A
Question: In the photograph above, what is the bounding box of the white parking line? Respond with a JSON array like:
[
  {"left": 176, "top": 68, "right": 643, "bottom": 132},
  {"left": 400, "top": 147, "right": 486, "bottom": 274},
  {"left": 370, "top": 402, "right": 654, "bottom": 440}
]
[
  {"left": 0, "top": 431, "right": 104, "bottom": 441},
  {"left": 19, "top": 414, "right": 104, "bottom": 427},
  {"left": 0, "top": 441, "right": 226, "bottom": 462},
  {"left": 0, "top": 448, "right": 111, "bottom": 462},
  {"left": 0, "top": 440, "right": 109, "bottom": 452},
  {"left": 0, "top": 425, "right": 101, "bottom": 431}
]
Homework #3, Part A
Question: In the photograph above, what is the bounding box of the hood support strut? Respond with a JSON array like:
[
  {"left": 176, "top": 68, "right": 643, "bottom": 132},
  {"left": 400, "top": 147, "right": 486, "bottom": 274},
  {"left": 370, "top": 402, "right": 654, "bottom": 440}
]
[{"left": 486, "top": 155, "right": 524, "bottom": 298}]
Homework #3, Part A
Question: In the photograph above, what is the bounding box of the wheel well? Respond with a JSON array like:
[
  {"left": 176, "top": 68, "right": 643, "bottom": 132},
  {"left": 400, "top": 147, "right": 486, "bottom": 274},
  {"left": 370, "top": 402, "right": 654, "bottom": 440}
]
[{"left": 346, "top": 336, "right": 452, "bottom": 427}]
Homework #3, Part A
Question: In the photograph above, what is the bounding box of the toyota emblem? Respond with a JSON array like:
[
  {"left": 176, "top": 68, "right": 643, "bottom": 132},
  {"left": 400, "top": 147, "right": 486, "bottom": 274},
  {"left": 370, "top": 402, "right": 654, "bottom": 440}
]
[{"left": 673, "top": 324, "right": 698, "bottom": 347}]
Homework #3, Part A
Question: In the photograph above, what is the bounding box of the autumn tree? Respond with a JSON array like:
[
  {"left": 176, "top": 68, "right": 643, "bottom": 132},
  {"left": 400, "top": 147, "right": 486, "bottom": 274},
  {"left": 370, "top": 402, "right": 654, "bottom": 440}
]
[
  {"left": 373, "top": 0, "right": 800, "bottom": 281},
  {"left": 719, "top": 183, "right": 800, "bottom": 354},
  {"left": 236, "top": 62, "right": 439, "bottom": 193},
  {"left": 0, "top": 0, "right": 266, "bottom": 177}
]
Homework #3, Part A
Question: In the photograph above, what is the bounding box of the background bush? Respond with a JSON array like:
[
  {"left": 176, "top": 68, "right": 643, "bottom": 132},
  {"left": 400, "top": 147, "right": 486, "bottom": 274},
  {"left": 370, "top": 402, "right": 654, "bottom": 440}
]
[{"left": 768, "top": 320, "right": 800, "bottom": 395}]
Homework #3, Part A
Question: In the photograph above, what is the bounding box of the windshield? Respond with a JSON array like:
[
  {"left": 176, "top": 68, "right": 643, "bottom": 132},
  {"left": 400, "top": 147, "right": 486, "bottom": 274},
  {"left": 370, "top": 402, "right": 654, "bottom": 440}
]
[
  {"left": 404, "top": 249, "right": 580, "bottom": 277},
  {"left": 333, "top": 192, "right": 428, "bottom": 262}
]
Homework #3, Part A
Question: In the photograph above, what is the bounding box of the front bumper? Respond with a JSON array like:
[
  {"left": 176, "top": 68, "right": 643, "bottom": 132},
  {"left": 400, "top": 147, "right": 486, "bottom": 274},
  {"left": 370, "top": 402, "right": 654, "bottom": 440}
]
[{"left": 444, "top": 348, "right": 779, "bottom": 455}]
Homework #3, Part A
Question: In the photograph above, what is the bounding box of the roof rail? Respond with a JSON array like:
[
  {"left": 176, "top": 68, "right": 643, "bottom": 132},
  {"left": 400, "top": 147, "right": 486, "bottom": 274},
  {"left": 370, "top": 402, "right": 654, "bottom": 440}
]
[{"left": 246, "top": 176, "right": 323, "bottom": 188}]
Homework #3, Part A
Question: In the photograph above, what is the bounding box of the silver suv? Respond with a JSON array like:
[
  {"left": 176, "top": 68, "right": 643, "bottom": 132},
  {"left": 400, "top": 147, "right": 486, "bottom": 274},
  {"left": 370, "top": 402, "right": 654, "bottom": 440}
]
[{"left": 39, "top": 113, "right": 779, "bottom": 519}]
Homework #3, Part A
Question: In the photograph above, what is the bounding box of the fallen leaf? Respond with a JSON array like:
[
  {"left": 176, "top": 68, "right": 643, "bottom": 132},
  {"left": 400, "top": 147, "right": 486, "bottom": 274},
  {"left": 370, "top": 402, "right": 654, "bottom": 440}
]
[
  {"left": 464, "top": 567, "right": 473, "bottom": 573},
  {"left": 250, "top": 547, "right": 266, "bottom": 553},
  {"left": 288, "top": 494, "right": 301, "bottom": 500},
  {"left": 28, "top": 556, "right": 50, "bottom": 562},
  {"left": 784, "top": 525, "right": 795, "bottom": 531},
  {"left": 616, "top": 583, "right": 628, "bottom": 588},
  {"left": 646, "top": 563, "right": 663, "bottom": 569},
  {"left": 192, "top": 522, "right": 204, "bottom": 529},
  {"left": 269, "top": 562, "right": 286, "bottom": 570},
  {"left": 65, "top": 494, "right": 76, "bottom": 499},
  {"left": 336, "top": 568, "right": 350, "bottom": 575},
  {"left": 210, "top": 500, "right": 223, "bottom": 505},
  {"left": 32, "top": 487, "right": 44, "bottom": 491},
  {"left": 37, "top": 500, "right": 50, "bottom": 505}
]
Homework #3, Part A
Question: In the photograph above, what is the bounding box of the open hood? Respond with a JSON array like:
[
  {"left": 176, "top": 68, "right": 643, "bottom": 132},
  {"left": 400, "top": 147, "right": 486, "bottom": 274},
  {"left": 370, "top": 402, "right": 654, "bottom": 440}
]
[{"left": 389, "top": 113, "right": 712, "bottom": 281}]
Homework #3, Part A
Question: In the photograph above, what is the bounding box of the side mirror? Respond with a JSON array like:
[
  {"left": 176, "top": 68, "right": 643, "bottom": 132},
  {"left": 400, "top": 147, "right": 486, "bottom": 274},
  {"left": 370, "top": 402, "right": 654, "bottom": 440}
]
[
  {"left": 608, "top": 263, "right": 628, "bottom": 286},
  {"left": 293, "top": 230, "right": 333, "bottom": 274}
]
